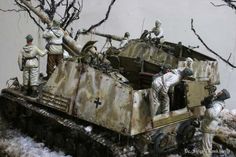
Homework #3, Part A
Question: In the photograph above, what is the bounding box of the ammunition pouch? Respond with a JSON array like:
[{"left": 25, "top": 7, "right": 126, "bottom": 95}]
[{"left": 22, "top": 56, "right": 39, "bottom": 69}]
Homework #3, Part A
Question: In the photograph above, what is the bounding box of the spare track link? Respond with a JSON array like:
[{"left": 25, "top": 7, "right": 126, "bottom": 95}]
[{"left": 0, "top": 92, "right": 136, "bottom": 157}]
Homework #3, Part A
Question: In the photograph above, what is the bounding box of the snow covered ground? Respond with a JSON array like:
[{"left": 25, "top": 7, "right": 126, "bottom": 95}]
[
  {"left": 0, "top": 109, "right": 235, "bottom": 157},
  {"left": 0, "top": 114, "right": 71, "bottom": 157}
]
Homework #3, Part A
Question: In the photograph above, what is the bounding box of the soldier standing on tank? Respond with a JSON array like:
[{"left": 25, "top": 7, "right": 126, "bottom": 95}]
[
  {"left": 150, "top": 68, "right": 193, "bottom": 116},
  {"left": 200, "top": 89, "right": 230, "bottom": 157},
  {"left": 18, "top": 34, "right": 47, "bottom": 97},
  {"left": 43, "top": 19, "right": 64, "bottom": 79}
]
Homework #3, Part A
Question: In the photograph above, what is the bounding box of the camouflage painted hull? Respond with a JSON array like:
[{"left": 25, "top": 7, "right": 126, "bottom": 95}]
[{"left": 0, "top": 84, "right": 198, "bottom": 157}]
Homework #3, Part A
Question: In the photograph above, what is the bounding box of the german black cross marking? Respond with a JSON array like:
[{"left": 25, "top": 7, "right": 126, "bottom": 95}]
[{"left": 94, "top": 97, "right": 102, "bottom": 108}]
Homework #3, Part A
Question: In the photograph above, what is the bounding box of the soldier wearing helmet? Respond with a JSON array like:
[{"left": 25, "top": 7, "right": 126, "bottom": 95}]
[
  {"left": 18, "top": 34, "right": 47, "bottom": 97},
  {"left": 119, "top": 32, "right": 130, "bottom": 48},
  {"left": 43, "top": 18, "right": 64, "bottom": 79},
  {"left": 152, "top": 64, "right": 172, "bottom": 80},
  {"left": 201, "top": 89, "right": 230, "bottom": 157},
  {"left": 150, "top": 67, "right": 193, "bottom": 116},
  {"left": 150, "top": 19, "right": 164, "bottom": 39}
]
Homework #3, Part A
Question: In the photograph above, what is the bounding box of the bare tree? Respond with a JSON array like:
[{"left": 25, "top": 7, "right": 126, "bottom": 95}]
[
  {"left": 0, "top": 0, "right": 116, "bottom": 40},
  {"left": 191, "top": 18, "right": 236, "bottom": 68}
]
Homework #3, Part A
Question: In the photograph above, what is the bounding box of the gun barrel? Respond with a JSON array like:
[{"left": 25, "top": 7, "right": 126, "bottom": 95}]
[{"left": 83, "top": 29, "right": 124, "bottom": 42}]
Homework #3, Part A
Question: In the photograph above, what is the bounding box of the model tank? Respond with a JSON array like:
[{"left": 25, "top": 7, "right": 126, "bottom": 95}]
[{"left": 0, "top": 1, "right": 220, "bottom": 157}]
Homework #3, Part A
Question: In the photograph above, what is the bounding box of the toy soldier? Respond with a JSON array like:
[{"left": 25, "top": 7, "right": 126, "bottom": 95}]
[
  {"left": 80, "top": 41, "right": 111, "bottom": 66},
  {"left": 201, "top": 89, "right": 230, "bottom": 157},
  {"left": 18, "top": 34, "right": 47, "bottom": 97},
  {"left": 43, "top": 19, "right": 64, "bottom": 79},
  {"left": 119, "top": 32, "right": 130, "bottom": 47},
  {"left": 152, "top": 64, "right": 172, "bottom": 80},
  {"left": 186, "top": 57, "right": 193, "bottom": 69},
  {"left": 150, "top": 19, "right": 164, "bottom": 39},
  {"left": 150, "top": 68, "right": 193, "bottom": 116}
]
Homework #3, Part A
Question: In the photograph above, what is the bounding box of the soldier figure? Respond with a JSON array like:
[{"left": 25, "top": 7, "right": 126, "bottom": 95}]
[
  {"left": 119, "top": 32, "right": 130, "bottom": 48},
  {"left": 152, "top": 64, "right": 172, "bottom": 80},
  {"left": 150, "top": 68, "right": 193, "bottom": 116},
  {"left": 43, "top": 19, "right": 64, "bottom": 79},
  {"left": 80, "top": 41, "right": 111, "bottom": 66},
  {"left": 201, "top": 89, "right": 230, "bottom": 157},
  {"left": 18, "top": 34, "right": 47, "bottom": 97},
  {"left": 150, "top": 19, "right": 164, "bottom": 39}
]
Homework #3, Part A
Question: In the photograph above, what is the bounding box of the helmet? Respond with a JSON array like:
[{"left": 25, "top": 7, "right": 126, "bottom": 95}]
[
  {"left": 217, "top": 89, "right": 230, "bottom": 101},
  {"left": 182, "top": 68, "right": 193, "bottom": 77},
  {"left": 124, "top": 32, "right": 130, "bottom": 38},
  {"left": 25, "top": 34, "right": 33, "bottom": 42},
  {"left": 155, "top": 19, "right": 162, "bottom": 27},
  {"left": 52, "top": 19, "right": 61, "bottom": 28},
  {"left": 161, "top": 64, "right": 172, "bottom": 73},
  {"left": 186, "top": 57, "right": 193, "bottom": 63}
]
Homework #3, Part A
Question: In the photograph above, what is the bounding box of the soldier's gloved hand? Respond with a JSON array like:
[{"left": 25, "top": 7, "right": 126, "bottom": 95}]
[{"left": 186, "top": 76, "right": 196, "bottom": 81}]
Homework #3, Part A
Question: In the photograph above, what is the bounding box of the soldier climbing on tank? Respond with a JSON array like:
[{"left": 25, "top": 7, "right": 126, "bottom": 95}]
[
  {"left": 200, "top": 89, "right": 230, "bottom": 157},
  {"left": 150, "top": 67, "right": 193, "bottom": 116},
  {"left": 43, "top": 19, "right": 64, "bottom": 79},
  {"left": 18, "top": 34, "right": 47, "bottom": 97}
]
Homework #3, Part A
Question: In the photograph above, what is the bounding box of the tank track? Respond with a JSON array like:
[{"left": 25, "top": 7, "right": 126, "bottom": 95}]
[{"left": 0, "top": 90, "right": 136, "bottom": 157}]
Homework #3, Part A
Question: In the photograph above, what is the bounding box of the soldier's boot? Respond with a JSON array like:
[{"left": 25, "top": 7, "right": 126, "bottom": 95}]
[
  {"left": 22, "top": 85, "right": 29, "bottom": 96},
  {"left": 31, "top": 86, "right": 38, "bottom": 98}
]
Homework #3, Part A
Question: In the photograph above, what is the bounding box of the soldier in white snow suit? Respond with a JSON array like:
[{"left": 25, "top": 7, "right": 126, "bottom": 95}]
[
  {"left": 201, "top": 89, "right": 230, "bottom": 157},
  {"left": 18, "top": 34, "right": 47, "bottom": 97},
  {"left": 43, "top": 19, "right": 64, "bottom": 78},
  {"left": 150, "top": 19, "right": 164, "bottom": 39},
  {"left": 150, "top": 67, "right": 193, "bottom": 116}
]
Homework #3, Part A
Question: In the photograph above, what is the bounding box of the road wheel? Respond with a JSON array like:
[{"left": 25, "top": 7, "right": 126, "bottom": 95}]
[{"left": 154, "top": 133, "right": 169, "bottom": 155}]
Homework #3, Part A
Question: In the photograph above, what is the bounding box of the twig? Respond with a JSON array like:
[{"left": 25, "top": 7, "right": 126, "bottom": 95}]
[
  {"left": 0, "top": 8, "right": 24, "bottom": 12},
  {"left": 82, "top": 0, "right": 116, "bottom": 34},
  {"left": 191, "top": 18, "right": 236, "bottom": 68},
  {"left": 15, "top": 0, "right": 44, "bottom": 31},
  {"left": 227, "top": 53, "right": 232, "bottom": 62},
  {"left": 210, "top": 2, "right": 227, "bottom": 7},
  {"left": 211, "top": 0, "right": 236, "bottom": 11}
]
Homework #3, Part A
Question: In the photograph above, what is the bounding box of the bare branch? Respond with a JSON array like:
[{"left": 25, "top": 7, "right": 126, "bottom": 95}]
[
  {"left": 211, "top": 0, "right": 236, "bottom": 11},
  {"left": 82, "top": 0, "right": 116, "bottom": 34},
  {"left": 14, "top": 0, "right": 44, "bottom": 31},
  {"left": 210, "top": 2, "right": 228, "bottom": 7},
  {"left": 191, "top": 18, "right": 236, "bottom": 68},
  {"left": 60, "top": 0, "right": 83, "bottom": 30},
  {"left": 227, "top": 53, "right": 232, "bottom": 62},
  {"left": 0, "top": 8, "right": 24, "bottom": 12}
]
